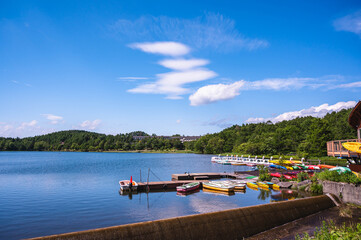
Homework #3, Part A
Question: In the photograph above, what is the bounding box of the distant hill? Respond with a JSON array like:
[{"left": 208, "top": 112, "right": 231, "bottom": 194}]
[
  {"left": 0, "top": 108, "right": 356, "bottom": 156},
  {"left": 185, "top": 108, "right": 356, "bottom": 157}
]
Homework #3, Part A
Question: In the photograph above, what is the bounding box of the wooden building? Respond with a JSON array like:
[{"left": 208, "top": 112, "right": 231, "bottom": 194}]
[{"left": 327, "top": 101, "right": 361, "bottom": 159}]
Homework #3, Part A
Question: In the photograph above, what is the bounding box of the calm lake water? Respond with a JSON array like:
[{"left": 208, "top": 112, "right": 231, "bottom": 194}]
[{"left": 0, "top": 152, "right": 303, "bottom": 239}]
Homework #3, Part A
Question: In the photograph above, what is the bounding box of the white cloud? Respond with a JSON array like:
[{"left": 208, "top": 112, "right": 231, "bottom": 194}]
[
  {"left": 176, "top": 119, "right": 181, "bottom": 124},
  {"left": 111, "top": 13, "right": 268, "bottom": 52},
  {"left": 17, "top": 120, "right": 38, "bottom": 130},
  {"left": 189, "top": 81, "right": 245, "bottom": 106},
  {"left": 158, "top": 59, "right": 209, "bottom": 70},
  {"left": 244, "top": 77, "right": 314, "bottom": 90},
  {"left": 41, "top": 114, "right": 63, "bottom": 124},
  {"left": 128, "top": 44, "right": 217, "bottom": 99},
  {"left": 246, "top": 101, "right": 357, "bottom": 123},
  {"left": 337, "top": 81, "right": 361, "bottom": 88},
  {"left": 79, "top": 119, "right": 101, "bottom": 130},
  {"left": 129, "top": 69, "right": 217, "bottom": 97},
  {"left": 129, "top": 41, "right": 190, "bottom": 56},
  {"left": 334, "top": 10, "right": 361, "bottom": 36}
]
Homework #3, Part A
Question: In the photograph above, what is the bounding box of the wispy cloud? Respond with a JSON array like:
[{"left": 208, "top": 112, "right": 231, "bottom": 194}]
[
  {"left": 203, "top": 117, "right": 236, "bottom": 129},
  {"left": 189, "top": 76, "right": 361, "bottom": 106},
  {"left": 189, "top": 81, "right": 245, "bottom": 106},
  {"left": 129, "top": 42, "right": 190, "bottom": 56},
  {"left": 111, "top": 13, "right": 269, "bottom": 52},
  {"left": 128, "top": 42, "right": 217, "bottom": 99},
  {"left": 334, "top": 10, "right": 361, "bottom": 36},
  {"left": 246, "top": 101, "right": 356, "bottom": 124},
  {"left": 79, "top": 119, "right": 101, "bottom": 130},
  {"left": 158, "top": 59, "right": 209, "bottom": 70},
  {"left": 17, "top": 120, "right": 38, "bottom": 130},
  {"left": 41, "top": 114, "right": 64, "bottom": 124}
]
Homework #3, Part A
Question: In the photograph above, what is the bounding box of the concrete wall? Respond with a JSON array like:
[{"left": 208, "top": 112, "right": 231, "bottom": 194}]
[
  {"left": 322, "top": 180, "right": 361, "bottom": 205},
  {"left": 29, "top": 195, "right": 335, "bottom": 240}
]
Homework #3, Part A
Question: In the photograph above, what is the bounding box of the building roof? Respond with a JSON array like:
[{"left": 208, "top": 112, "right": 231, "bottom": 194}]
[{"left": 348, "top": 101, "right": 361, "bottom": 129}]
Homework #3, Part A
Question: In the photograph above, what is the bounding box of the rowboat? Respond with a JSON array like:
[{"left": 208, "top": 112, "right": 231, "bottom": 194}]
[
  {"left": 318, "top": 164, "right": 335, "bottom": 169},
  {"left": 176, "top": 182, "right": 200, "bottom": 192},
  {"left": 264, "top": 182, "right": 280, "bottom": 190},
  {"left": 246, "top": 182, "right": 259, "bottom": 189},
  {"left": 202, "top": 181, "right": 235, "bottom": 192},
  {"left": 224, "top": 180, "right": 246, "bottom": 190},
  {"left": 256, "top": 182, "right": 270, "bottom": 190},
  {"left": 202, "top": 188, "right": 235, "bottom": 196},
  {"left": 119, "top": 180, "right": 138, "bottom": 192}
]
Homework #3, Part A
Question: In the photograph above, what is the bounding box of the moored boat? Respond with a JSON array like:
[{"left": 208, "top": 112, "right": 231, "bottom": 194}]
[
  {"left": 256, "top": 182, "right": 270, "bottom": 190},
  {"left": 202, "top": 181, "right": 235, "bottom": 192},
  {"left": 119, "top": 179, "right": 138, "bottom": 192},
  {"left": 176, "top": 182, "right": 200, "bottom": 192},
  {"left": 246, "top": 182, "right": 258, "bottom": 189}
]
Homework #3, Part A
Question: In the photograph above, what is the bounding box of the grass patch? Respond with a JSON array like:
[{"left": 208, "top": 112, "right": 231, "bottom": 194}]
[
  {"left": 316, "top": 171, "right": 361, "bottom": 185},
  {"left": 295, "top": 221, "right": 361, "bottom": 240}
]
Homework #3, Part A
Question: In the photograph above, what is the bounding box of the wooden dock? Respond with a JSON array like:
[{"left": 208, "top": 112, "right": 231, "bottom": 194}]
[
  {"left": 137, "top": 180, "right": 208, "bottom": 191},
  {"left": 134, "top": 171, "right": 261, "bottom": 192}
]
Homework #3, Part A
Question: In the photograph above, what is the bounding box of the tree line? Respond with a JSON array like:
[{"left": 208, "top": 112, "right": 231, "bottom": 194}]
[
  {"left": 0, "top": 131, "right": 184, "bottom": 152},
  {"left": 0, "top": 108, "right": 356, "bottom": 157},
  {"left": 184, "top": 108, "right": 356, "bottom": 157}
]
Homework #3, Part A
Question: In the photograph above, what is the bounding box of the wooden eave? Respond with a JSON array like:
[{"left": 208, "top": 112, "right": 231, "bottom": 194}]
[{"left": 348, "top": 101, "right": 361, "bottom": 129}]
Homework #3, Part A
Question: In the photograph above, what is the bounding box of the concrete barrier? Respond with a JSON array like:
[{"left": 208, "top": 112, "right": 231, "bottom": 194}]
[
  {"left": 30, "top": 195, "right": 335, "bottom": 240},
  {"left": 322, "top": 180, "right": 361, "bottom": 205}
]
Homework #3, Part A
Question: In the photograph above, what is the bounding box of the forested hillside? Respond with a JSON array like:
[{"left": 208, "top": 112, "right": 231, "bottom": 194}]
[
  {"left": 0, "top": 108, "right": 356, "bottom": 157},
  {"left": 184, "top": 108, "right": 356, "bottom": 157}
]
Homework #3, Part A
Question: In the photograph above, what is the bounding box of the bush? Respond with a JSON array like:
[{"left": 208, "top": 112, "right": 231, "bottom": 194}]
[
  {"left": 297, "top": 172, "right": 309, "bottom": 182},
  {"left": 316, "top": 170, "right": 361, "bottom": 184},
  {"left": 310, "top": 182, "right": 323, "bottom": 194}
]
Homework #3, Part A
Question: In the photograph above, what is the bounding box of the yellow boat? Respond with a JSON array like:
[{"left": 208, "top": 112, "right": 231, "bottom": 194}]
[
  {"left": 342, "top": 142, "right": 361, "bottom": 154},
  {"left": 353, "top": 171, "right": 361, "bottom": 179},
  {"left": 202, "top": 188, "right": 235, "bottom": 196},
  {"left": 246, "top": 182, "right": 259, "bottom": 189},
  {"left": 256, "top": 182, "right": 270, "bottom": 190},
  {"left": 202, "top": 182, "right": 235, "bottom": 193},
  {"left": 272, "top": 184, "right": 280, "bottom": 190}
]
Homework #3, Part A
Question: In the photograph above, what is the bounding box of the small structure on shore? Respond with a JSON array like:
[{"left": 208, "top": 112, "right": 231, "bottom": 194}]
[{"left": 327, "top": 100, "right": 361, "bottom": 171}]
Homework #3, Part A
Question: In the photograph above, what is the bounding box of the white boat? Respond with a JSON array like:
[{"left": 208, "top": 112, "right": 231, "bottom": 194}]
[{"left": 119, "top": 180, "right": 138, "bottom": 192}]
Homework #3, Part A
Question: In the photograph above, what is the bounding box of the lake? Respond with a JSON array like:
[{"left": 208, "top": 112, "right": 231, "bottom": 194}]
[{"left": 0, "top": 152, "right": 303, "bottom": 239}]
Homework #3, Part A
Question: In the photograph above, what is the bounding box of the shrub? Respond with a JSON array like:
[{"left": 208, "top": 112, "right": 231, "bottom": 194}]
[
  {"left": 297, "top": 172, "right": 309, "bottom": 182},
  {"left": 316, "top": 170, "right": 361, "bottom": 184},
  {"left": 310, "top": 182, "right": 323, "bottom": 194}
]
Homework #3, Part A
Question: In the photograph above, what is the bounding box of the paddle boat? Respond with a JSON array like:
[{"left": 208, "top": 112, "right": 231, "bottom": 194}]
[{"left": 176, "top": 182, "right": 200, "bottom": 193}]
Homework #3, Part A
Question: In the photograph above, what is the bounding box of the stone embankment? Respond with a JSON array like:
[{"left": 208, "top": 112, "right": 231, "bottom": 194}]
[
  {"left": 30, "top": 195, "right": 336, "bottom": 240},
  {"left": 322, "top": 180, "right": 361, "bottom": 205}
]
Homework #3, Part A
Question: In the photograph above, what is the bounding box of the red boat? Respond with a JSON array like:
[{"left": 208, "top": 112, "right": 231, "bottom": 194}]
[
  {"left": 270, "top": 172, "right": 281, "bottom": 178},
  {"left": 176, "top": 182, "right": 200, "bottom": 192}
]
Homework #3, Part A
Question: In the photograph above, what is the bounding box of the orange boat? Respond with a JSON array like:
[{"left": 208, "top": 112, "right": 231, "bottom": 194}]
[{"left": 318, "top": 164, "right": 335, "bottom": 169}]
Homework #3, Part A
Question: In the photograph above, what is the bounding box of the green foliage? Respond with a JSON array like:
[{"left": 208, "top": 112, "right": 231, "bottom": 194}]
[
  {"left": 0, "top": 130, "right": 186, "bottom": 152},
  {"left": 297, "top": 172, "right": 310, "bottom": 182},
  {"left": 257, "top": 165, "right": 272, "bottom": 181},
  {"left": 309, "top": 182, "right": 323, "bottom": 194},
  {"left": 296, "top": 221, "right": 361, "bottom": 240},
  {"left": 188, "top": 108, "right": 356, "bottom": 157},
  {"left": 316, "top": 170, "right": 361, "bottom": 184}
]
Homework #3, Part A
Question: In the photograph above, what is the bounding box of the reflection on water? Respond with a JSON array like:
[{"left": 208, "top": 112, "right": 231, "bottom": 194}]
[
  {"left": 258, "top": 189, "right": 271, "bottom": 200},
  {"left": 176, "top": 189, "right": 200, "bottom": 197},
  {"left": 0, "top": 152, "right": 309, "bottom": 240}
]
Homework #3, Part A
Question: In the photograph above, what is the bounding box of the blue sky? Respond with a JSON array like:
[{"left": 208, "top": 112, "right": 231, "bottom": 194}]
[{"left": 1, "top": 0, "right": 361, "bottom": 137}]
